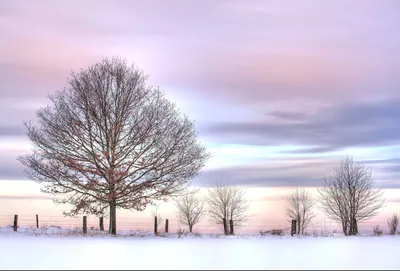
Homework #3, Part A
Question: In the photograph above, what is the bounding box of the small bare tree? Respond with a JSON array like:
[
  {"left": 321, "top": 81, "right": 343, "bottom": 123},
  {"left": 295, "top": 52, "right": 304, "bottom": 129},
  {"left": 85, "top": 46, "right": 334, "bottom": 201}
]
[
  {"left": 318, "top": 156, "right": 385, "bottom": 236},
  {"left": 207, "top": 183, "right": 249, "bottom": 235},
  {"left": 174, "top": 188, "right": 206, "bottom": 233},
  {"left": 285, "top": 188, "right": 315, "bottom": 235},
  {"left": 387, "top": 213, "right": 398, "bottom": 235}
]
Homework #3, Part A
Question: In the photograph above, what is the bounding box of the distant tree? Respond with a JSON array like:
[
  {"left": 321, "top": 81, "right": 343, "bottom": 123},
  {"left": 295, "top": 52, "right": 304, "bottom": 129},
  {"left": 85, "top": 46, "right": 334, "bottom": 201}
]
[
  {"left": 174, "top": 188, "right": 206, "bottom": 233},
  {"left": 18, "top": 57, "right": 210, "bottom": 235},
  {"left": 387, "top": 213, "right": 398, "bottom": 235},
  {"left": 318, "top": 156, "right": 385, "bottom": 236},
  {"left": 285, "top": 188, "right": 315, "bottom": 235},
  {"left": 207, "top": 183, "right": 249, "bottom": 235}
]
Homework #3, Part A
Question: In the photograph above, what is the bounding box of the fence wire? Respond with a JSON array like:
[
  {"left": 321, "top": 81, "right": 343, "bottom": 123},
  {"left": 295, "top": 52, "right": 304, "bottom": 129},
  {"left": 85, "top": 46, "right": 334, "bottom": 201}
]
[{"left": 0, "top": 214, "right": 393, "bottom": 235}]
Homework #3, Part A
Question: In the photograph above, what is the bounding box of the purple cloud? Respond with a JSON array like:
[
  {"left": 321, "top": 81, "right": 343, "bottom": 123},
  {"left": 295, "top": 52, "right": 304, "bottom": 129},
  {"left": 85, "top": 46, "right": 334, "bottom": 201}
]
[{"left": 1, "top": 0, "right": 400, "bottom": 189}]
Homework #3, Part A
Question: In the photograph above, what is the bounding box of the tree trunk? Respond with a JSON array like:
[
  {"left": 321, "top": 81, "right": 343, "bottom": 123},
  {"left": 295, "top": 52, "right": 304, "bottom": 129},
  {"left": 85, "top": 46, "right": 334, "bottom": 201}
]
[
  {"left": 109, "top": 200, "right": 117, "bottom": 235},
  {"left": 223, "top": 218, "right": 228, "bottom": 235},
  {"left": 297, "top": 219, "right": 301, "bottom": 235},
  {"left": 229, "top": 219, "right": 234, "bottom": 235},
  {"left": 189, "top": 224, "right": 193, "bottom": 233},
  {"left": 99, "top": 217, "right": 104, "bottom": 231},
  {"left": 349, "top": 220, "right": 354, "bottom": 235},
  {"left": 291, "top": 219, "right": 296, "bottom": 236},
  {"left": 354, "top": 220, "right": 358, "bottom": 234},
  {"left": 342, "top": 220, "right": 348, "bottom": 236},
  {"left": 349, "top": 218, "right": 358, "bottom": 236}
]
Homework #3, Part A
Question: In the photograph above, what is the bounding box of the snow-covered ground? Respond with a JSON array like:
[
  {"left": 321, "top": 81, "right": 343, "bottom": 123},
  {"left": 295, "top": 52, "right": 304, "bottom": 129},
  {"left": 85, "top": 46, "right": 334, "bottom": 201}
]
[{"left": 1, "top": 227, "right": 399, "bottom": 270}]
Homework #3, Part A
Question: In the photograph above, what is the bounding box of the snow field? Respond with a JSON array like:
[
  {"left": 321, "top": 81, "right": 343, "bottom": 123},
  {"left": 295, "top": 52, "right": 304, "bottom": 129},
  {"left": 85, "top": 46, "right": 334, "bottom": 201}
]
[{"left": 1, "top": 228, "right": 399, "bottom": 270}]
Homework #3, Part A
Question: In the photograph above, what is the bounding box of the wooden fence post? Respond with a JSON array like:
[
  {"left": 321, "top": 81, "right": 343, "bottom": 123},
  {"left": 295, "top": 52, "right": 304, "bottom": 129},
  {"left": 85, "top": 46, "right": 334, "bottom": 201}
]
[
  {"left": 223, "top": 218, "right": 228, "bottom": 235},
  {"left": 99, "top": 217, "right": 104, "bottom": 231},
  {"left": 165, "top": 219, "right": 169, "bottom": 233},
  {"left": 229, "top": 219, "right": 234, "bottom": 235},
  {"left": 83, "top": 216, "right": 87, "bottom": 234},
  {"left": 13, "top": 214, "right": 18, "bottom": 232},
  {"left": 36, "top": 214, "right": 39, "bottom": 229},
  {"left": 291, "top": 219, "right": 297, "bottom": 236},
  {"left": 154, "top": 216, "right": 158, "bottom": 235}
]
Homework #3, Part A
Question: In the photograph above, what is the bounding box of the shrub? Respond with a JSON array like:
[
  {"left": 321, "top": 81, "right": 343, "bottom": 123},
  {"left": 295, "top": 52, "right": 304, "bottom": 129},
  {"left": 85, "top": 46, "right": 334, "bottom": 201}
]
[
  {"left": 177, "top": 229, "right": 186, "bottom": 238},
  {"left": 373, "top": 225, "right": 383, "bottom": 236},
  {"left": 48, "top": 225, "right": 62, "bottom": 229},
  {"left": 387, "top": 213, "right": 398, "bottom": 235},
  {"left": 260, "top": 229, "right": 285, "bottom": 236},
  {"left": 311, "top": 227, "right": 335, "bottom": 237}
]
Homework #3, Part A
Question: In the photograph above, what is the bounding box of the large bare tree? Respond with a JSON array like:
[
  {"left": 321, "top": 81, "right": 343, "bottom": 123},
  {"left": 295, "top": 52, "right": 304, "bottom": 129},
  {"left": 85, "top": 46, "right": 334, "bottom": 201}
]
[
  {"left": 207, "top": 183, "right": 249, "bottom": 235},
  {"left": 174, "top": 188, "right": 206, "bottom": 233},
  {"left": 18, "top": 57, "right": 210, "bottom": 235},
  {"left": 318, "top": 156, "right": 385, "bottom": 236},
  {"left": 285, "top": 188, "right": 315, "bottom": 235}
]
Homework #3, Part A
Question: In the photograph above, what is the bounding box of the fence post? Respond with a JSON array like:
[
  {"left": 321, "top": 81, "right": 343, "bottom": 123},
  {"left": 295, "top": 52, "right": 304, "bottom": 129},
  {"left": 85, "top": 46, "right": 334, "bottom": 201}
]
[
  {"left": 223, "top": 218, "right": 228, "bottom": 235},
  {"left": 291, "top": 219, "right": 297, "bottom": 236},
  {"left": 154, "top": 216, "right": 158, "bottom": 235},
  {"left": 83, "top": 216, "right": 87, "bottom": 234},
  {"left": 13, "top": 214, "right": 18, "bottom": 232},
  {"left": 229, "top": 219, "right": 234, "bottom": 235},
  {"left": 36, "top": 214, "right": 39, "bottom": 229},
  {"left": 165, "top": 219, "right": 169, "bottom": 233},
  {"left": 99, "top": 217, "right": 104, "bottom": 231}
]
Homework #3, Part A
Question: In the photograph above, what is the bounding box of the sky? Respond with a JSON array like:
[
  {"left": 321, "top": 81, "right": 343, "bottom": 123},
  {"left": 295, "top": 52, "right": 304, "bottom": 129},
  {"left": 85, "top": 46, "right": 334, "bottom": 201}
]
[{"left": 1, "top": 0, "right": 400, "bottom": 232}]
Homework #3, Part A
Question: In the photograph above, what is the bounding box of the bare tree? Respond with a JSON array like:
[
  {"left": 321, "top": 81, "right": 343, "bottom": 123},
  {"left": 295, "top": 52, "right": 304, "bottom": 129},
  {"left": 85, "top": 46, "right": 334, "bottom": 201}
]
[
  {"left": 18, "top": 57, "right": 210, "bottom": 235},
  {"left": 387, "top": 213, "right": 398, "bottom": 235},
  {"left": 174, "top": 188, "right": 206, "bottom": 233},
  {"left": 285, "top": 188, "right": 315, "bottom": 235},
  {"left": 318, "top": 156, "right": 385, "bottom": 236},
  {"left": 207, "top": 183, "right": 249, "bottom": 235}
]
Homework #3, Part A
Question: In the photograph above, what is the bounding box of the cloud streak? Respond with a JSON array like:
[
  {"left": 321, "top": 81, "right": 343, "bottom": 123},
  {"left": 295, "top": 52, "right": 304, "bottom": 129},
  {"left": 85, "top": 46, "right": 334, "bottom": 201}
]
[
  {"left": 205, "top": 99, "right": 400, "bottom": 151},
  {"left": 1, "top": 0, "right": 400, "bottom": 190},
  {"left": 192, "top": 156, "right": 400, "bottom": 188}
]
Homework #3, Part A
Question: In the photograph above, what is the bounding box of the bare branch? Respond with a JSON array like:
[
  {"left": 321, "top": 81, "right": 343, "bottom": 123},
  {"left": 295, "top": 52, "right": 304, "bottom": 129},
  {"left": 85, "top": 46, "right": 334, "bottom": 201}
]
[
  {"left": 317, "top": 156, "right": 386, "bottom": 236},
  {"left": 18, "top": 57, "right": 211, "bottom": 234},
  {"left": 387, "top": 213, "right": 398, "bottom": 235},
  {"left": 285, "top": 188, "right": 315, "bottom": 235},
  {"left": 174, "top": 188, "right": 206, "bottom": 233},
  {"left": 206, "top": 183, "right": 250, "bottom": 235}
]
